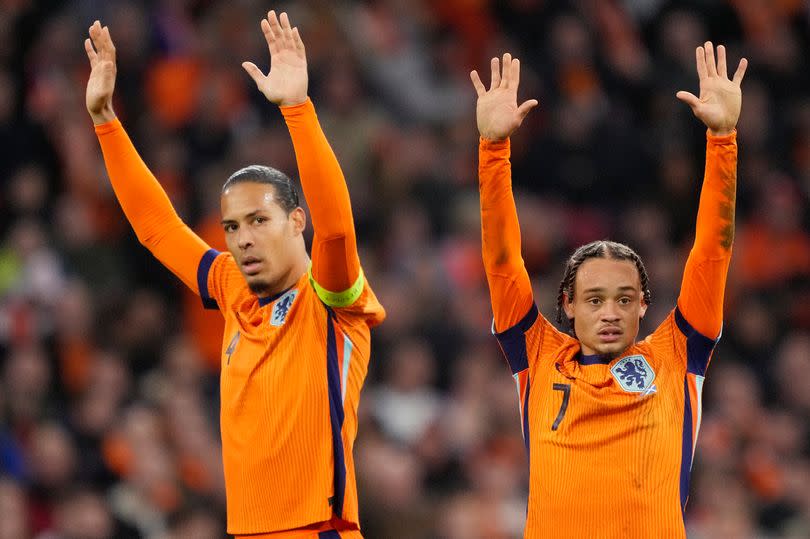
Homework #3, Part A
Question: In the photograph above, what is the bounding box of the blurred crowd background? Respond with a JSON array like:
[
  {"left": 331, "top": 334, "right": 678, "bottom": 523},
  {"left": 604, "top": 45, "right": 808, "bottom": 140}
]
[{"left": 0, "top": 0, "right": 808, "bottom": 538}]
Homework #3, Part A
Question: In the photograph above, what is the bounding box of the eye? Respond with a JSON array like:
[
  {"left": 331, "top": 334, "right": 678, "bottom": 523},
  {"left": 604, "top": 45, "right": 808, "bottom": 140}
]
[
  {"left": 619, "top": 297, "right": 632, "bottom": 305},
  {"left": 224, "top": 223, "right": 237, "bottom": 233},
  {"left": 254, "top": 216, "right": 267, "bottom": 225},
  {"left": 587, "top": 298, "right": 601, "bottom": 306}
]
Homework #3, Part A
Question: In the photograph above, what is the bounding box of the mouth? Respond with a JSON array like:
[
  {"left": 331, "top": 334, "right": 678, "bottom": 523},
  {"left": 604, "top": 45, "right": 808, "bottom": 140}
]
[
  {"left": 241, "top": 256, "right": 263, "bottom": 275},
  {"left": 598, "top": 327, "right": 623, "bottom": 343}
]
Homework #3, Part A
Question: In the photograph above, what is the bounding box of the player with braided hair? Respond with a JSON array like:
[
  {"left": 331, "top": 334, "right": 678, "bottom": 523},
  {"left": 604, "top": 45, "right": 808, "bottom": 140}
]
[
  {"left": 471, "top": 42, "right": 746, "bottom": 538},
  {"left": 554, "top": 240, "right": 652, "bottom": 329}
]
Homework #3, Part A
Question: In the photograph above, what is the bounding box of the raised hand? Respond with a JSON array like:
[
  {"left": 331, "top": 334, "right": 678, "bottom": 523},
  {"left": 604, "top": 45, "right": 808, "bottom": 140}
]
[
  {"left": 470, "top": 53, "right": 538, "bottom": 141},
  {"left": 85, "top": 20, "right": 117, "bottom": 125},
  {"left": 242, "top": 11, "right": 307, "bottom": 107},
  {"left": 676, "top": 42, "right": 748, "bottom": 136}
]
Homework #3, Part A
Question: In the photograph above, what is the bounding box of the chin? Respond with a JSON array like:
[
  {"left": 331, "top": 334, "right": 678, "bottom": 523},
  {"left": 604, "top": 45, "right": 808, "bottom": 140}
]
[
  {"left": 246, "top": 276, "right": 272, "bottom": 295},
  {"left": 593, "top": 341, "right": 631, "bottom": 357}
]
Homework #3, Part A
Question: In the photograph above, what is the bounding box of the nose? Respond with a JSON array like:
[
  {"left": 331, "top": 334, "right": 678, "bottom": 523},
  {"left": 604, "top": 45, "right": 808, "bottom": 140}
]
[
  {"left": 600, "top": 301, "right": 621, "bottom": 323},
  {"left": 236, "top": 226, "right": 254, "bottom": 250}
]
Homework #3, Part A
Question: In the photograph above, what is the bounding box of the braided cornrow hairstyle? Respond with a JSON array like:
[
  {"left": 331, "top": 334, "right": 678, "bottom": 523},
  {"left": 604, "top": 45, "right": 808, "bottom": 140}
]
[{"left": 555, "top": 240, "right": 652, "bottom": 334}]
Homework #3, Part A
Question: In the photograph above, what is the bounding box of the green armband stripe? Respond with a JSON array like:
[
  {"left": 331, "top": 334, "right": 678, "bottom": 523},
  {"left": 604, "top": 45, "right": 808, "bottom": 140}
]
[{"left": 308, "top": 265, "right": 365, "bottom": 307}]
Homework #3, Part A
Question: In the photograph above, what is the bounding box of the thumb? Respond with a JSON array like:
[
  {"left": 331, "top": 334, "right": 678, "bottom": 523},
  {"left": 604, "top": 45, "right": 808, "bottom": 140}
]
[
  {"left": 242, "top": 61, "right": 265, "bottom": 85},
  {"left": 676, "top": 91, "right": 700, "bottom": 109},
  {"left": 517, "top": 99, "right": 539, "bottom": 121}
]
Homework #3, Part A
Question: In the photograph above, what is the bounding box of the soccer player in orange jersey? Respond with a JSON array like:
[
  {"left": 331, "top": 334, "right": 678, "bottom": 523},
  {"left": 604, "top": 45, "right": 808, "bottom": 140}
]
[
  {"left": 471, "top": 43, "right": 747, "bottom": 538},
  {"left": 85, "top": 11, "right": 384, "bottom": 539}
]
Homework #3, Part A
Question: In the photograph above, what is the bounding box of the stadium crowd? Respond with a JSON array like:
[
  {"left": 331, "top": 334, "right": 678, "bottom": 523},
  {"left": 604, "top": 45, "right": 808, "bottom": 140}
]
[{"left": 0, "top": 0, "right": 808, "bottom": 537}]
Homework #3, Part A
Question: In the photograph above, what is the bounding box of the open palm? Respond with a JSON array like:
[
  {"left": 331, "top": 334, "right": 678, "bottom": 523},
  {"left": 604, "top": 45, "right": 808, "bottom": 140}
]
[
  {"left": 677, "top": 42, "right": 747, "bottom": 135},
  {"left": 242, "top": 11, "right": 308, "bottom": 107},
  {"left": 470, "top": 53, "right": 538, "bottom": 141},
  {"left": 84, "top": 21, "right": 117, "bottom": 124}
]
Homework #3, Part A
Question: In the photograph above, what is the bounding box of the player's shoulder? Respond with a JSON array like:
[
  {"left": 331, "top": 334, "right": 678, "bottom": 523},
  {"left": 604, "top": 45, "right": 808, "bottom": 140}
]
[{"left": 309, "top": 268, "right": 385, "bottom": 328}]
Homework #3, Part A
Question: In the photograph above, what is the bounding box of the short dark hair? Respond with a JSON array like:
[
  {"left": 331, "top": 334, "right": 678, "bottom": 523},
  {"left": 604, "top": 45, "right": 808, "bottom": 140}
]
[
  {"left": 221, "top": 165, "right": 299, "bottom": 213},
  {"left": 555, "top": 240, "right": 652, "bottom": 329}
]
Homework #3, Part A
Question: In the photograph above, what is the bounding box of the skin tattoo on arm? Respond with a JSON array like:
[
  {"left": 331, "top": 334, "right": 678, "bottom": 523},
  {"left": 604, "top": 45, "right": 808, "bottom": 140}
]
[{"left": 718, "top": 180, "right": 736, "bottom": 251}]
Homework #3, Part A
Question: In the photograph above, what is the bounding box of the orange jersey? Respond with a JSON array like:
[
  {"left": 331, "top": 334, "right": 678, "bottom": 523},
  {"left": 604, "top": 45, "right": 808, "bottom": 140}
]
[
  {"left": 479, "top": 132, "right": 737, "bottom": 538},
  {"left": 95, "top": 99, "right": 384, "bottom": 535}
]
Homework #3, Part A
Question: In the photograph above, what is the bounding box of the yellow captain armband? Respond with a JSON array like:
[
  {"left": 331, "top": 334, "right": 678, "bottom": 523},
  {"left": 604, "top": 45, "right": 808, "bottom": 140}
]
[{"left": 308, "top": 264, "right": 365, "bottom": 308}]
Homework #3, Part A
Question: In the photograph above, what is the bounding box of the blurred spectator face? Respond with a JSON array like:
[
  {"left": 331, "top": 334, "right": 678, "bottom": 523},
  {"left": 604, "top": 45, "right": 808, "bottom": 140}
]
[
  {"left": 8, "top": 165, "right": 48, "bottom": 215},
  {"left": 54, "top": 489, "right": 114, "bottom": 539},
  {"left": 357, "top": 435, "right": 423, "bottom": 511},
  {"left": 438, "top": 493, "right": 488, "bottom": 539},
  {"left": 30, "top": 423, "right": 77, "bottom": 490},
  {"left": 3, "top": 346, "right": 50, "bottom": 424},
  {"left": 164, "top": 336, "right": 204, "bottom": 389},
  {"left": 386, "top": 338, "right": 436, "bottom": 392},
  {"left": 707, "top": 363, "right": 763, "bottom": 434},
  {"left": 169, "top": 508, "right": 223, "bottom": 539},
  {"left": 563, "top": 257, "right": 648, "bottom": 356},
  {"left": 659, "top": 10, "right": 705, "bottom": 70},
  {"left": 0, "top": 478, "right": 29, "bottom": 539},
  {"left": 775, "top": 333, "right": 810, "bottom": 412}
]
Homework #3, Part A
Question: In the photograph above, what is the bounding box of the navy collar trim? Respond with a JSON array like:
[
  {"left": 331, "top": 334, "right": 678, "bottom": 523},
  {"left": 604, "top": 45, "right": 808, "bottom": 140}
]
[
  {"left": 257, "top": 285, "right": 294, "bottom": 306},
  {"left": 577, "top": 352, "right": 614, "bottom": 365}
]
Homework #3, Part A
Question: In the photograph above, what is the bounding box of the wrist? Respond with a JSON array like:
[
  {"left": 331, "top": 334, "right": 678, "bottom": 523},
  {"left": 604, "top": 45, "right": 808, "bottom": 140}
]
[
  {"left": 708, "top": 126, "right": 735, "bottom": 136},
  {"left": 90, "top": 105, "right": 116, "bottom": 126},
  {"left": 279, "top": 95, "right": 309, "bottom": 108}
]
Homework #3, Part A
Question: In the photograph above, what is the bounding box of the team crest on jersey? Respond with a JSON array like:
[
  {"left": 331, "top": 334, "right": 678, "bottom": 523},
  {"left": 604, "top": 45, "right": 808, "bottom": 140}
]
[
  {"left": 611, "top": 354, "right": 656, "bottom": 393},
  {"left": 270, "top": 289, "right": 298, "bottom": 327}
]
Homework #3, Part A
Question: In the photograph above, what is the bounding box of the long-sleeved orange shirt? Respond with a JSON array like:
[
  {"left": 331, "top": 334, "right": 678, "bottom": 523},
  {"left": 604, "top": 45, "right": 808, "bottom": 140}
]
[
  {"left": 95, "top": 99, "right": 384, "bottom": 536},
  {"left": 479, "top": 132, "right": 737, "bottom": 538}
]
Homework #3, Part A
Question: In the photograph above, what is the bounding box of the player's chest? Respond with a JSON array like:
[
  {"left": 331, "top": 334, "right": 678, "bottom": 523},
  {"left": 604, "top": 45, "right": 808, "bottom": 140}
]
[
  {"left": 220, "top": 287, "right": 328, "bottom": 372},
  {"left": 530, "top": 352, "right": 682, "bottom": 438}
]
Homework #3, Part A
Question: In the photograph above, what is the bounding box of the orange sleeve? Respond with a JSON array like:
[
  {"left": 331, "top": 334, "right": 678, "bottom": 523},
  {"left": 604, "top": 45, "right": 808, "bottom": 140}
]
[
  {"left": 676, "top": 130, "right": 738, "bottom": 340},
  {"left": 95, "top": 118, "right": 211, "bottom": 294},
  {"left": 479, "top": 137, "right": 534, "bottom": 332},
  {"left": 280, "top": 99, "right": 360, "bottom": 295}
]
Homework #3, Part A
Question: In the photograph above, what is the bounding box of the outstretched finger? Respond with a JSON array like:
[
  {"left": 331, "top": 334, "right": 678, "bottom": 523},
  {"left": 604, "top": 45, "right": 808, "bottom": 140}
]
[
  {"left": 279, "top": 12, "right": 294, "bottom": 48},
  {"left": 516, "top": 98, "right": 538, "bottom": 121},
  {"left": 266, "top": 10, "right": 283, "bottom": 42},
  {"left": 102, "top": 26, "right": 115, "bottom": 62},
  {"left": 489, "top": 57, "right": 500, "bottom": 90},
  {"left": 241, "top": 61, "right": 265, "bottom": 85},
  {"left": 470, "top": 70, "right": 486, "bottom": 97},
  {"left": 732, "top": 57, "right": 748, "bottom": 85},
  {"left": 717, "top": 44, "right": 727, "bottom": 79},
  {"left": 88, "top": 21, "right": 102, "bottom": 52},
  {"left": 292, "top": 27, "right": 305, "bottom": 55},
  {"left": 511, "top": 57, "right": 521, "bottom": 90},
  {"left": 261, "top": 18, "right": 279, "bottom": 55},
  {"left": 501, "top": 53, "right": 512, "bottom": 88},
  {"left": 84, "top": 38, "right": 98, "bottom": 65},
  {"left": 676, "top": 90, "right": 700, "bottom": 109},
  {"left": 695, "top": 46, "right": 707, "bottom": 80},
  {"left": 704, "top": 41, "right": 717, "bottom": 77}
]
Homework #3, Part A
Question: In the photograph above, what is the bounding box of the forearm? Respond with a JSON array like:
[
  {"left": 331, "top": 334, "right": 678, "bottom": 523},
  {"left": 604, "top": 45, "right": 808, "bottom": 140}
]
[
  {"left": 281, "top": 99, "right": 360, "bottom": 291},
  {"left": 95, "top": 118, "right": 210, "bottom": 291},
  {"left": 480, "top": 137, "right": 534, "bottom": 331},
  {"left": 677, "top": 131, "right": 737, "bottom": 338}
]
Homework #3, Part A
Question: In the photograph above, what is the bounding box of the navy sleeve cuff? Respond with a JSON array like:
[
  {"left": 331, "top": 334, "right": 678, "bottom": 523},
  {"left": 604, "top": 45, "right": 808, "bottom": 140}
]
[
  {"left": 493, "top": 303, "right": 539, "bottom": 374},
  {"left": 197, "top": 249, "right": 221, "bottom": 310},
  {"left": 674, "top": 307, "right": 719, "bottom": 376}
]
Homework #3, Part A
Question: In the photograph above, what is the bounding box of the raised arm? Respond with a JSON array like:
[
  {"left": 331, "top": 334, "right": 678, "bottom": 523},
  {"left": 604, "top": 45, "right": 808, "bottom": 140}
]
[
  {"left": 471, "top": 54, "right": 538, "bottom": 331},
  {"left": 675, "top": 42, "right": 748, "bottom": 339},
  {"left": 243, "top": 11, "right": 361, "bottom": 305},
  {"left": 85, "top": 21, "right": 211, "bottom": 294}
]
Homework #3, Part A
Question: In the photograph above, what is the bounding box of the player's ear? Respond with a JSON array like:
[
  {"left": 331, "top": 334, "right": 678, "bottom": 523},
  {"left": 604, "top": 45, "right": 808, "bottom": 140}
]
[
  {"left": 639, "top": 296, "right": 648, "bottom": 319},
  {"left": 563, "top": 292, "right": 575, "bottom": 320},
  {"left": 289, "top": 206, "right": 306, "bottom": 234}
]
